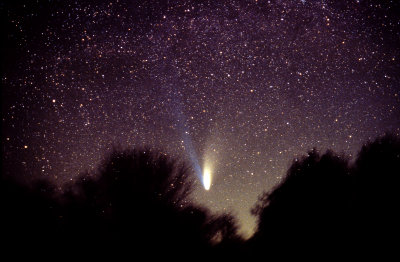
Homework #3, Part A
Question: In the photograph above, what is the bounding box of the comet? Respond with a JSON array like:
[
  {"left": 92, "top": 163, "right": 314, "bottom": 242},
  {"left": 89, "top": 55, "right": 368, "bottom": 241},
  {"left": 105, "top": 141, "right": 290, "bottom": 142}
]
[
  {"left": 169, "top": 97, "right": 213, "bottom": 190},
  {"left": 203, "top": 167, "right": 211, "bottom": 190}
]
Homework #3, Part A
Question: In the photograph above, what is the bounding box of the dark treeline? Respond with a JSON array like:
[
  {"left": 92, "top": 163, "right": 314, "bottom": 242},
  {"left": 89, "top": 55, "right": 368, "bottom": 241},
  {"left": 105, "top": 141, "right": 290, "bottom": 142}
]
[
  {"left": 1, "top": 134, "right": 399, "bottom": 259},
  {"left": 1, "top": 148, "right": 242, "bottom": 259},
  {"left": 248, "top": 133, "right": 400, "bottom": 257}
]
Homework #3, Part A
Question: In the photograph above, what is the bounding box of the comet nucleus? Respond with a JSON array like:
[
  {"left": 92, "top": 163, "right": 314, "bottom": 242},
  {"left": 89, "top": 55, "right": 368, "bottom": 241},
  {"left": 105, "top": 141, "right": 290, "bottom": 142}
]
[{"left": 203, "top": 167, "right": 211, "bottom": 190}]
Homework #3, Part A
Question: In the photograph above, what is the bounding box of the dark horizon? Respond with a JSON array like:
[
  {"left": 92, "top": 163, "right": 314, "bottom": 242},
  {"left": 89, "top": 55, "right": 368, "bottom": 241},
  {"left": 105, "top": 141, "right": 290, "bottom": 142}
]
[{"left": 2, "top": 133, "right": 399, "bottom": 258}]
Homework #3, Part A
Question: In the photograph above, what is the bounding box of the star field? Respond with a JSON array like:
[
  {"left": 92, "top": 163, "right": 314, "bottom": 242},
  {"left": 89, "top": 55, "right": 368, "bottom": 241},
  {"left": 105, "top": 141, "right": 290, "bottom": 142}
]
[{"left": 2, "top": 0, "right": 400, "bottom": 237}]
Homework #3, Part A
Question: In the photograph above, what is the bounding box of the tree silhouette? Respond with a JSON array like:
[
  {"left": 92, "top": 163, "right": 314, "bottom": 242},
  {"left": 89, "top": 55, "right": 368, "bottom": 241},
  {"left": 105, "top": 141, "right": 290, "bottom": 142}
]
[
  {"left": 249, "top": 133, "right": 400, "bottom": 256},
  {"left": 2, "top": 134, "right": 398, "bottom": 259},
  {"left": 249, "top": 149, "right": 352, "bottom": 255},
  {"left": 351, "top": 133, "right": 400, "bottom": 252},
  {"left": 0, "top": 175, "right": 61, "bottom": 257},
  {"left": 1, "top": 148, "right": 241, "bottom": 259}
]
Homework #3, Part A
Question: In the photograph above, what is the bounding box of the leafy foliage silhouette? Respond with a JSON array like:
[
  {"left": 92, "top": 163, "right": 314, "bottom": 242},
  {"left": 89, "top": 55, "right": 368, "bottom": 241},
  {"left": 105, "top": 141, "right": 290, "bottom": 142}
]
[
  {"left": 1, "top": 134, "right": 399, "bottom": 258},
  {"left": 1, "top": 148, "right": 241, "bottom": 258},
  {"left": 350, "top": 134, "right": 400, "bottom": 251},
  {"left": 249, "top": 133, "right": 400, "bottom": 256}
]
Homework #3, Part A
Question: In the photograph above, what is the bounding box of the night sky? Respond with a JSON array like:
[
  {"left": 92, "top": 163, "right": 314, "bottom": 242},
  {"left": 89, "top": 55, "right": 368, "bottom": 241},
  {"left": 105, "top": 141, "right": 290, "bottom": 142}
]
[{"left": 2, "top": 0, "right": 399, "bottom": 237}]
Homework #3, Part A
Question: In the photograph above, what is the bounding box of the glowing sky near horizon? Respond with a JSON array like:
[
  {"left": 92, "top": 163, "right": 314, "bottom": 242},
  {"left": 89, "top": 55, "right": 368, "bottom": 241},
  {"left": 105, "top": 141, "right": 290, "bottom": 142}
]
[{"left": 2, "top": 0, "right": 399, "bottom": 237}]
